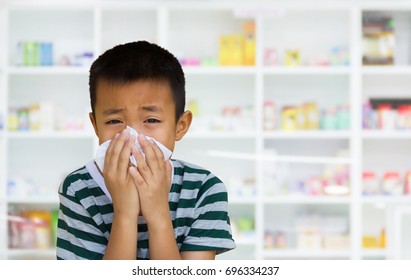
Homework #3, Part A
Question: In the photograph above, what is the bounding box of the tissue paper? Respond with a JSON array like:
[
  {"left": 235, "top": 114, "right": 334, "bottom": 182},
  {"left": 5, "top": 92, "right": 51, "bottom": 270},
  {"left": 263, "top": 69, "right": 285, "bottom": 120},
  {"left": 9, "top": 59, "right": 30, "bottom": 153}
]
[{"left": 94, "top": 126, "right": 172, "bottom": 173}]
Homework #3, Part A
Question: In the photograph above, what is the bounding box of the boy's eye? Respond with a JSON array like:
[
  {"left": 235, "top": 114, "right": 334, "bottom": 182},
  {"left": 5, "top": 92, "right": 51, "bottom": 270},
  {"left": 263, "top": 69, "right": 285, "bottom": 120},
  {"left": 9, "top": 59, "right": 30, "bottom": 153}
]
[
  {"left": 106, "top": 120, "right": 122, "bottom": 125},
  {"left": 144, "top": 118, "right": 160, "bottom": 124}
]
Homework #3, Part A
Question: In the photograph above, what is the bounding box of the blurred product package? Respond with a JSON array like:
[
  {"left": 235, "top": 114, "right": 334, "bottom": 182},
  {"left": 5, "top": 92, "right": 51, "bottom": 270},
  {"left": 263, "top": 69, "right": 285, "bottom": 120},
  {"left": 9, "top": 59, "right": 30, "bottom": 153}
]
[{"left": 362, "top": 15, "right": 395, "bottom": 65}]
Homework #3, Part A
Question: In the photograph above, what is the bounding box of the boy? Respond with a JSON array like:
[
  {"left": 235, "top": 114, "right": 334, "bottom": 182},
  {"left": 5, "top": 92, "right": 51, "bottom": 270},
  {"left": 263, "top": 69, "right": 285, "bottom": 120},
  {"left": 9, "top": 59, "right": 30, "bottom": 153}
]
[{"left": 56, "top": 41, "right": 236, "bottom": 260}]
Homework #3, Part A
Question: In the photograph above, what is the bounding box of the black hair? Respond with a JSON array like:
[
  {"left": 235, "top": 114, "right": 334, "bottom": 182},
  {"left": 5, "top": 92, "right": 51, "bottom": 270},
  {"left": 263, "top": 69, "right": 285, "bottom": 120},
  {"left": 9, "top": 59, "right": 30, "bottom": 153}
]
[{"left": 89, "top": 41, "right": 186, "bottom": 122}]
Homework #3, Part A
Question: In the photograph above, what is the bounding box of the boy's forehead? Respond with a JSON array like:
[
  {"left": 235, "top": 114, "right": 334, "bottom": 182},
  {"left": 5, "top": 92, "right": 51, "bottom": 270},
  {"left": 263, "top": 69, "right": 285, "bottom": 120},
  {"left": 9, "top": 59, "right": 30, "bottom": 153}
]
[
  {"left": 96, "top": 78, "right": 172, "bottom": 92},
  {"left": 94, "top": 79, "right": 175, "bottom": 110}
]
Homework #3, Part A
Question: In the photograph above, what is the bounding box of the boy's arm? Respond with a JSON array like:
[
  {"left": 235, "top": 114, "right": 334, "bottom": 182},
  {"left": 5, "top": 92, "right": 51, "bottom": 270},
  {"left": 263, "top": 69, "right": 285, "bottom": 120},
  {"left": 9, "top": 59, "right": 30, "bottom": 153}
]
[
  {"left": 103, "top": 130, "right": 140, "bottom": 260},
  {"left": 130, "top": 134, "right": 233, "bottom": 259},
  {"left": 103, "top": 214, "right": 138, "bottom": 259},
  {"left": 130, "top": 134, "right": 185, "bottom": 259}
]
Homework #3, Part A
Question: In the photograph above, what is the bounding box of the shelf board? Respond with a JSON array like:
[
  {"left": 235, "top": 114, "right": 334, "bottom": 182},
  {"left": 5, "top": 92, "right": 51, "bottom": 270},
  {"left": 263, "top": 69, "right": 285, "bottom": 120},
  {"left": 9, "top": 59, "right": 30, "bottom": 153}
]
[
  {"left": 7, "top": 196, "right": 59, "bottom": 204},
  {"left": 229, "top": 196, "right": 257, "bottom": 204},
  {"left": 206, "top": 150, "right": 353, "bottom": 165},
  {"left": 264, "top": 196, "right": 350, "bottom": 204},
  {"left": 263, "top": 66, "right": 350, "bottom": 75},
  {"left": 263, "top": 249, "right": 351, "bottom": 259},
  {"left": 183, "top": 66, "right": 256, "bottom": 75},
  {"left": 362, "top": 130, "right": 411, "bottom": 139},
  {"left": 7, "top": 248, "right": 56, "bottom": 259},
  {"left": 7, "top": 131, "right": 95, "bottom": 139},
  {"left": 8, "top": 66, "right": 89, "bottom": 75},
  {"left": 361, "top": 66, "right": 411, "bottom": 75},
  {"left": 361, "top": 249, "right": 387, "bottom": 258},
  {"left": 362, "top": 195, "right": 411, "bottom": 205},
  {"left": 185, "top": 131, "right": 256, "bottom": 139},
  {"left": 264, "top": 130, "right": 351, "bottom": 139},
  {"left": 233, "top": 237, "right": 256, "bottom": 245}
]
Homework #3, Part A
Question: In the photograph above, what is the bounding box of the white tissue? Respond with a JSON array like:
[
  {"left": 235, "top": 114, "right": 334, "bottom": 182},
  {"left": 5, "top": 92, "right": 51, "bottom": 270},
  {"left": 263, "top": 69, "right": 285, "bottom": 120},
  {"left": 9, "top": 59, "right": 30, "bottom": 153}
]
[{"left": 94, "top": 126, "right": 172, "bottom": 173}]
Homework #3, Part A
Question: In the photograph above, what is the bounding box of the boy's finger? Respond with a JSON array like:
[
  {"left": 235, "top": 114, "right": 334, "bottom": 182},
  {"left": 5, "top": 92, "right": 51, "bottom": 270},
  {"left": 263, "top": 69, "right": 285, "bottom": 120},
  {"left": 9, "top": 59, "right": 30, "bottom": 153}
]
[
  {"left": 129, "top": 166, "right": 147, "bottom": 189},
  {"left": 132, "top": 143, "right": 152, "bottom": 178},
  {"left": 117, "top": 135, "right": 135, "bottom": 178},
  {"left": 104, "top": 132, "right": 120, "bottom": 172},
  {"left": 110, "top": 129, "right": 130, "bottom": 170},
  {"left": 165, "top": 160, "right": 172, "bottom": 186},
  {"left": 138, "top": 134, "right": 161, "bottom": 173},
  {"left": 150, "top": 140, "right": 165, "bottom": 173}
]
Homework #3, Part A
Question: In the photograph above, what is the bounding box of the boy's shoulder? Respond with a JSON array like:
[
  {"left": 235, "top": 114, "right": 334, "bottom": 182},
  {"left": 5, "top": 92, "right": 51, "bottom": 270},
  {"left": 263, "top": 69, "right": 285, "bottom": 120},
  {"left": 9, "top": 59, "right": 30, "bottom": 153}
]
[
  {"left": 172, "top": 159, "right": 215, "bottom": 178},
  {"left": 59, "top": 166, "right": 94, "bottom": 195},
  {"left": 171, "top": 159, "right": 225, "bottom": 188},
  {"left": 171, "top": 159, "right": 211, "bottom": 175}
]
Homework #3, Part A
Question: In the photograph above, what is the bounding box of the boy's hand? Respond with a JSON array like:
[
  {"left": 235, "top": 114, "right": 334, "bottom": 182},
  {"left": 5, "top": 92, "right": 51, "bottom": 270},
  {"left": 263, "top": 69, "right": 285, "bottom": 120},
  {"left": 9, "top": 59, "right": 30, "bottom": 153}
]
[
  {"left": 104, "top": 129, "right": 140, "bottom": 220},
  {"left": 129, "top": 133, "right": 172, "bottom": 225}
]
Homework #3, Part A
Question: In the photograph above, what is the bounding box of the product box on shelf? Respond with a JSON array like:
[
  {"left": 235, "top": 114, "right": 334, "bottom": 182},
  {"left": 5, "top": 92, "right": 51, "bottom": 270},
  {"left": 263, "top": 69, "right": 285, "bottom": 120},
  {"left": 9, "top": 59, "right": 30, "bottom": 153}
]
[
  {"left": 363, "top": 98, "right": 411, "bottom": 130},
  {"left": 8, "top": 209, "right": 58, "bottom": 250},
  {"left": 362, "top": 15, "right": 395, "bottom": 65}
]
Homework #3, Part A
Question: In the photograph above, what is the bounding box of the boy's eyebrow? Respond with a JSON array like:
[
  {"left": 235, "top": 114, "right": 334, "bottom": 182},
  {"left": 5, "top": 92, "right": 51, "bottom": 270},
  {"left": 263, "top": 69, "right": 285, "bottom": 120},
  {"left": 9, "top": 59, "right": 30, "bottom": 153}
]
[
  {"left": 141, "top": 106, "right": 164, "bottom": 113},
  {"left": 103, "top": 108, "right": 124, "bottom": 115}
]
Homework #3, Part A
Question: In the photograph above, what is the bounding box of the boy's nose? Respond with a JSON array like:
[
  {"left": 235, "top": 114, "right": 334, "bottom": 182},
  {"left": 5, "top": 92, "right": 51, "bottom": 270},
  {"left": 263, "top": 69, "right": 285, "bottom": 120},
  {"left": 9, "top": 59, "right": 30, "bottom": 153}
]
[
  {"left": 126, "top": 124, "right": 143, "bottom": 135},
  {"left": 126, "top": 124, "right": 139, "bottom": 132}
]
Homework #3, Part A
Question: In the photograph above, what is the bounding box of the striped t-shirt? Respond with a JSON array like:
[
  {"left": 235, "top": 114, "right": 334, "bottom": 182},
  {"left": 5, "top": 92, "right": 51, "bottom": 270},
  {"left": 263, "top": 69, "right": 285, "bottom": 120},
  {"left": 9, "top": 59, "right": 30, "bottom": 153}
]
[{"left": 56, "top": 159, "right": 236, "bottom": 260}]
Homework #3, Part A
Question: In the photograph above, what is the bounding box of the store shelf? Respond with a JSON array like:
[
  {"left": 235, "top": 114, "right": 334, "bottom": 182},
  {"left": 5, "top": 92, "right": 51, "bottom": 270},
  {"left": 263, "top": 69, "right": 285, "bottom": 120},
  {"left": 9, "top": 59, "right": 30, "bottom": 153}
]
[
  {"left": 233, "top": 236, "right": 256, "bottom": 246},
  {"left": 8, "top": 66, "right": 89, "bottom": 75},
  {"left": 362, "top": 130, "right": 411, "bottom": 139},
  {"left": 263, "top": 196, "right": 351, "bottom": 204},
  {"left": 263, "top": 249, "right": 351, "bottom": 259},
  {"left": 362, "top": 195, "right": 411, "bottom": 205},
  {"left": 7, "top": 196, "right": 59, "bottom": 204},
  {"left": 263, "top": 66, "right": 350, "bottom": 75},
  {"left": 264, "top": 130, "right": 351, "bottom": 139},
  {"left": 7, "top": 131, "right": 95, "bottom": 139},
  {"left": 185, "top": 131, "right": 256, "bottom": 139},
  {"left": 206, "top": 150, "right": 353, "bottom": 165},
  {"left": 361, "top": 66, "right": 411, "bottom": 75},
  {"left": 1, "top": 0, "right": 411, "bottom": 261},
  {"left": 361, "top": 249, "right": 387, "bottom": 258},
  {"left": 229, "top": 196, "right": 257, "bottom": 204},
  {"left": 7, "top": 249, "right": 56, "bottom": 259},
  {"left": 183, "top": 66, "right": 256, "bottom": 75}
]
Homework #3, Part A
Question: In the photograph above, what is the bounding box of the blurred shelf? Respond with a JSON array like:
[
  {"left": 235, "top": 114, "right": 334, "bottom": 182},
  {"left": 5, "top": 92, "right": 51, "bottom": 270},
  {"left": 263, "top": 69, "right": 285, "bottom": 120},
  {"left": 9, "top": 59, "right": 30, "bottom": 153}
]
[
  {"left": 361, "top": 66, "right": 411, "bottom": 75},
  {"left": 263, "top": 66, "right": 350, "bottom": 75},
  {"left": 362, "top": 195, "right": 411, "bottom": 205},
  {"left": 229, "top": 196, "right": 257, "bottom": 204},
  {"left": 7, "top": 196, "right": 59, "bottom": 204},
  {"left": 361, "top": 249, "right": 387, "bottom": 258},
  {"left": 264, "top": 130, "right": 351, "bottom": 139},
  {"left": 263, "top": 249, "right": 351, "bottom": 259},
  {"left": 362, "top": 130, "right": 411, "bottom": 139},
  {"left": 1, "top": 1, "right": 411, "bottom": 262},
  {"left": 206, "top": 150, "right": 353, "bottom": 165},
  {"left": 233, "top": 236, "right": 256, "bottom": 245},
  {"left": 7, "top": 131, "right": 95, "bottom": 139},
  {"left": 263, "top": 196, "right": 350, "bottom": 204},
  {"left": 7, "top": 248, "right": 56, "bottom": 259},
  {"left": 8, "top": 66, "right": 89, "bottom": 75},
  {"left": 185, "top": 131, "right": 256, "bottom": 139},
  {"left": 183, "top": 66, "right": 256, "bottom": 75}
]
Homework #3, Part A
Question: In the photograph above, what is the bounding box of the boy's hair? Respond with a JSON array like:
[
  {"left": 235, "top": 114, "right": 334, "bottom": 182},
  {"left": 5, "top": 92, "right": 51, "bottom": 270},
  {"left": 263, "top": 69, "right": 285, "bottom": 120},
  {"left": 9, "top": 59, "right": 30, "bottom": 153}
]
[{"left": 89, "top": 41, "right": 186, "bottom": 122}]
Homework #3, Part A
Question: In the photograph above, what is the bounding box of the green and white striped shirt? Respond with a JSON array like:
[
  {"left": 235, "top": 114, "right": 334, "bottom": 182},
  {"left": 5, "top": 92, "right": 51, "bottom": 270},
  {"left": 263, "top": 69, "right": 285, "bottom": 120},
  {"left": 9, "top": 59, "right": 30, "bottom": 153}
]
[{"left": 57, "top": 159, "right": 236, "bottom": 260}]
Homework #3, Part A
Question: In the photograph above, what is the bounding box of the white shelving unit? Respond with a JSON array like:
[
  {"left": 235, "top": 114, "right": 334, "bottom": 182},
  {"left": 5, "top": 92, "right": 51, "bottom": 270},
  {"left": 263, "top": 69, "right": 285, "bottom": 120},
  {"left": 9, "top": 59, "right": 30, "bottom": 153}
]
[{"left": 1, "top": 0, "right": 411, "bottom": 260}]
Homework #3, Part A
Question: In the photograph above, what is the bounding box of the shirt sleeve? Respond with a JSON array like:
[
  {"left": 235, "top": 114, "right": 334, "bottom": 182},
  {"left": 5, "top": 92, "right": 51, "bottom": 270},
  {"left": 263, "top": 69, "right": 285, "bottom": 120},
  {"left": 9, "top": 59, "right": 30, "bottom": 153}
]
[
  {"left": 56, "top": 174, "right": 108, "bottom": 260},
  {"left": 180, "top": 173, "right": 236, "bottom": 254}
]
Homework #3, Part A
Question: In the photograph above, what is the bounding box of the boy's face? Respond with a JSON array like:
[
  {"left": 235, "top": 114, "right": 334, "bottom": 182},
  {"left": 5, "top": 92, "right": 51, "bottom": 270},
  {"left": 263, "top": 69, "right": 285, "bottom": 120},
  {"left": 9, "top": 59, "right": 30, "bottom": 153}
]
[{"left": 89, "top": 79, "right": 191, "bottom": 152}]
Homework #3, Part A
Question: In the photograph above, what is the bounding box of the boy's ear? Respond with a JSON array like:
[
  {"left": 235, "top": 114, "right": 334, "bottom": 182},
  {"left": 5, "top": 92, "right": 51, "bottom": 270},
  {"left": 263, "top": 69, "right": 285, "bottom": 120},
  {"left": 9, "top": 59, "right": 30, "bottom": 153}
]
[
  {"left": 175, "top": 110, "right": 192, "bottom": 141},
  {"left": 89, "top": 112, "right": 99, "bottom": 136}
]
